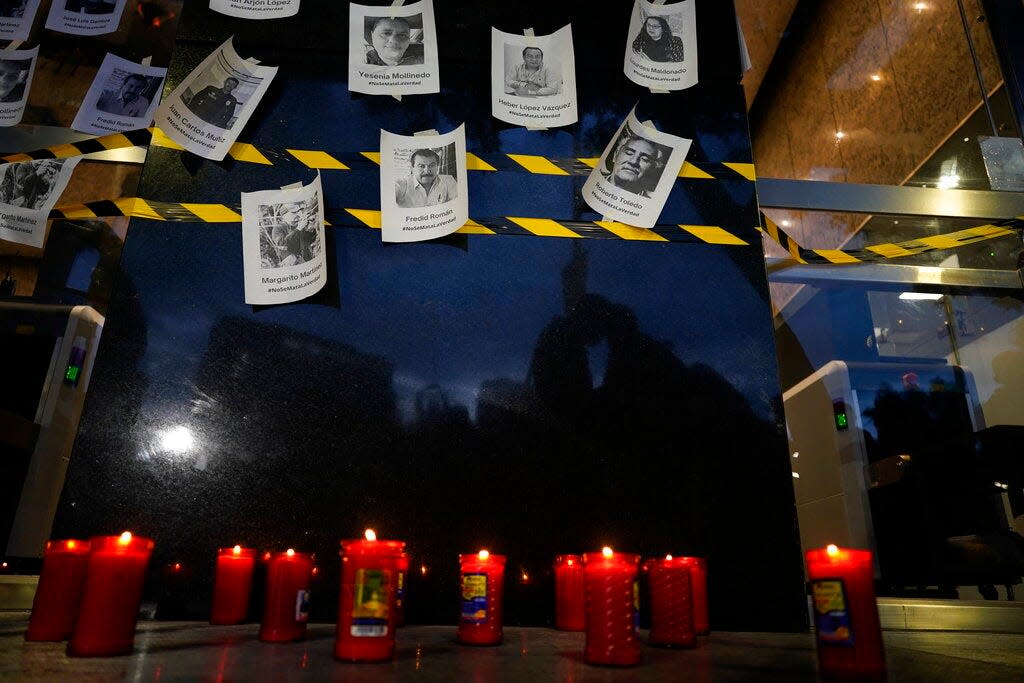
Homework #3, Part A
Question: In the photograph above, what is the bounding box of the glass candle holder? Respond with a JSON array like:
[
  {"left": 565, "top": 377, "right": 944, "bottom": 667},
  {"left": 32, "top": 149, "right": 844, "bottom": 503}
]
[
  {"left": 554, "top": 554, "right": 585, "bottom": 631},
  {"left": 335, "top": 532, "right": 405, "bottom": 662},
  {"left": 25, "top": 539, "right": 90, "bottom": 642},
  {"left": 258, "top": 549, "right": 313, "bottom": 643},
  {"left": 583, "top": 549, "right": 641, "bottom": 667},
  {"left": 210, "top": 545, "right": 257, "bottom": 625},
  {"left": 648, "top": 555, "right": 696, "bottom": 647},
  {"left": 457, "top": 550, "right": 506, "bottom": 646}
]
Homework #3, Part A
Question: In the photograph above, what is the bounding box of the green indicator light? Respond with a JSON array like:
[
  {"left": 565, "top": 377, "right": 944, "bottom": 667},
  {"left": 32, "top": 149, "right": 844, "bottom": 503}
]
[
  {"left": 65, "top": 366, "right": 80, "bottom": 383},
  {"left": 835, "top": 413, "right": 848, "bottom": 429}
]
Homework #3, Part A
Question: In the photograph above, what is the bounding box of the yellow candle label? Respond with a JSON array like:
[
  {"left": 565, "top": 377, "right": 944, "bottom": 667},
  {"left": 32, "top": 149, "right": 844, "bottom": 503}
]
[
  {"left": 351, "top": 568, "right": 390, "bottom": 637},
  {"left": 461, "top": 573, "right": 488, "bottom": 624}
]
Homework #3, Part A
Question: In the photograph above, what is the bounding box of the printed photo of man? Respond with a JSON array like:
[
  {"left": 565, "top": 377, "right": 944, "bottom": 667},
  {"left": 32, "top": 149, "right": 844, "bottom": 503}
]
[
  {"left": 601, "top": 133, "right": 666, "bottom": 197},
  {"left": 365, "top": 15, "right": 424, "bottom": 67},
  {"left": 96, "top": 73, "right": 153, "bottom": 117},
  {"left": 185, "top": 76, "right": 239, "bottom": 129},
  {"left": 505, "top": 46, "right": 561, "bottom": 97},
  {"left": 394, "top": 147, "right": 458, "bottom": 208},
  {"left": 0, "top": 57, "right": 30, "bottom": 103}
]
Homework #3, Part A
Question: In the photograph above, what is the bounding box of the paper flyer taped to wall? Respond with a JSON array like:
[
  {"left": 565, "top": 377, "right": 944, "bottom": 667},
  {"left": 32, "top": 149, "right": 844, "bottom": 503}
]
[
  {"left": 45, "top": 0, "right": 129, "bottom": 37},
  {"left": 154, "top": 37, "right": 278, "bottom": 161},
  {"left": 623, "top": 0, "right": 698, "bottom": 91},
  {"left": 210, "top": 0, "right": 302, "bottom": 20},
  {"left": 380, "top": 124, "right": 469, "bottom": 243},
  {"left": 349, "top": 0, "right": 440, "bottom": 96},
  {"left": 0, "top": 0, "right": 42, "bottom": 42},
  {"left": 72, "top": 53, "right": 166, "bottom": 135},
  {"left": 491, "top": 24, "right": 577, "bottom": 128},
  {"left": 581, "top": 108, "right": 691, "bottom": 228},
  {"left": 0, "top": 158, "right": 81, "bottom": 248},
  {"left": 242, "top": 174, "right": 326, "bottom": 305}
]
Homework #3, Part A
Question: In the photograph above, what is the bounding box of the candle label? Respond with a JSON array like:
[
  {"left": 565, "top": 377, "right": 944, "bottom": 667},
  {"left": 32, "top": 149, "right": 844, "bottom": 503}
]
[
  {"left": 294, "top": 589, "right": 310, "bottom": 622},
  {"left": 397, "top": 571, "right": 405, "bottom": 609},
  {"left": 812, "top": 579, "right": 854, "bottom": 646},
  {"left": 633, "top": 581, "right": 641, "bottom": 633},
  {"left": 351, "top": 568, "right": 390, "bottom": 637},
  {"left": 461, "top": 573, "right": 488, "bottom": 624}
]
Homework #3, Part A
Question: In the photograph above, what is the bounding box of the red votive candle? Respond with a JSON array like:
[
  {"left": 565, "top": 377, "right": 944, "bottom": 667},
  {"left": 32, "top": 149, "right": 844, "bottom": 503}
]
[
  {"left": 677, "top": 556, "right": 709, "bottom": 635},
  {"left": 210, "top": 545, "right": 257, "bottom": 625},
  {"left": 67, "top": 532, "right": 154, "bottom": 657},
  {"left": 258, "top": 549, "right": 313, "bottom": 643},
  {"left": 458, "top": 550, "right": 506, "bottom": 645},
  {"left": 554, "top": 554, "right": 585, "bottom": 631},
  {"left": 583, "top": 548, "right": 641, "bottom": 667},
  {"left": 25, "top": 539, "right": 91, "bottom": 641},
  {"left": 396, "top": 552, "right": 409, "bottom": 627},
  {"left": 335, "top": 529, "right": 405, "bottom": 662},
  {"left": 806, "top": 545, "right": 885, "bottom": 681},
  {"left": 648, "top": 555, "right": 697, "bottom": 647}
]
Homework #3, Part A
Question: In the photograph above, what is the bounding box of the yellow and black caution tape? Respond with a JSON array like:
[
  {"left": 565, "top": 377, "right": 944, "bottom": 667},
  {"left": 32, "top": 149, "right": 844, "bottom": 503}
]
[
  {"left": 761, "top": 214, "right": 1022, "bottom": 265},
  {"left": 48, "top": 198, "right": 1023, "bottom": 257},
  {"left": 48, "top": 197, "right": 755, "bottom": 246},
  {"left": 2, "top": 128, "right": 756, "bottom": 181},
  {"left": 16, "top": 129, "right": 1017, "bottom": 257}
]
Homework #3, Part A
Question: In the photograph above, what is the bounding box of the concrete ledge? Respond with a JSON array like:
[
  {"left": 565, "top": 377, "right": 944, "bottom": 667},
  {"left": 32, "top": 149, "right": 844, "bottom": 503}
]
[
  {"left": 879, "top": 598, "right": 1024, "bottom": 633},
  {"left": 0, "top": 576, "right": 37, "bottom": 611}
]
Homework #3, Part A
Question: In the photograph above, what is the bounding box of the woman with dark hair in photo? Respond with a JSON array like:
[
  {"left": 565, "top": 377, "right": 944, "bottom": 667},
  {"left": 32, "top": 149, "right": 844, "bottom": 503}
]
[{"left": 631, "top": 15, "right": 685, "bottom": 63}]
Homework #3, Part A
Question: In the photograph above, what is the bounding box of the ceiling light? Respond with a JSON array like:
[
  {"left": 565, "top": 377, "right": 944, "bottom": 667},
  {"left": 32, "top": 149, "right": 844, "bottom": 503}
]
[{"left": 899, "top": 292, "right": 944, "bottom": 301}]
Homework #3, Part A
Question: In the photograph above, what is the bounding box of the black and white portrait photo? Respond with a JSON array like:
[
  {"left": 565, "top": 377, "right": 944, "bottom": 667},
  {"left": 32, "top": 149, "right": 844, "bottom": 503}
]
[
  {"left": 0, "top": 45, "right": 36, "bottom": 126},
  {"left": 0, "top": 159, "right": 66, "bottom": 209},
  {"left": 504, "top": 44, "right": 561, "bottom": 97},
  {"left": 0, "top": 0, "right": 29, "bottom": 18},
  {"left": 600, "top": 122, "right": 672, "bottom": 198},
  {"left": 623, "top": 0, "right": 698, "bottom": 90},
  {"left": 348, "top": 0, "right": 440, "bottom": 96},
  {"left": 183, "top": 69, "right": 250, "bottom": 130},
  {"left": 0, "top": 57, "right": 30, "bottom": 103},
  {"left": 393, "top": 143, "right": 458, "bottom": 209},
  {"left": 582, "top": 108, "right": 692, "bottom": 228},
  {"left": 96, "top": 71, "right": 161, "bottom": 117},
  {"left": 258, "top": 193, "right": 322, "bottom": 269},
  {"left": 364, "top": 13, "right": 425, "bottom": 67}
]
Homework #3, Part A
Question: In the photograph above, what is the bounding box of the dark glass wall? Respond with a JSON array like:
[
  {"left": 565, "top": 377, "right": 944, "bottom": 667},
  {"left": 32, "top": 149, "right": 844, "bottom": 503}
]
[{"left": 54, "top": 0, "right": 807, "bottom": 631}]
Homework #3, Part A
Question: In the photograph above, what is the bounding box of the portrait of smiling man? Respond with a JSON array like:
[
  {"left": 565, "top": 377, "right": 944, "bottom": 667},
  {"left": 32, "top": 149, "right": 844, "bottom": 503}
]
[
  {"left": 395, "top": 147, "right": 458, "bottom": 208},
  {"left": 601, "top": 133, "right": 665, "bottom": 197},
  {"left": 365, "top": 15, "right": 425, "bottom": 67}
]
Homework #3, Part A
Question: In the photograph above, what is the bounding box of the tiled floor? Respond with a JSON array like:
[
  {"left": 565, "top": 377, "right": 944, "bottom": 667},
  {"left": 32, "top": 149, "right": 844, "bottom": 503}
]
[{"left": 2, "top": 613, "right": 1023, "bottom": 682}]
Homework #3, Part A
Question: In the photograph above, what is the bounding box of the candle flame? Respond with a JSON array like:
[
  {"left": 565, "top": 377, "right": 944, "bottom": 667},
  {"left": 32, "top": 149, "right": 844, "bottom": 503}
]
[
  {"left": 478, "top": 549, "right": 489, "bottom": 560},
  {"left": 364, "top": 529, "right": 377, "bottom": 542},
  {"left": 232, "top": 545, "right": 242, "bottom": 556},
  {"left": 420, "top": 564, "right": 428, "bottom": 576},
  {"left": 665, "top": 554, "right": 673, "bottom": 560},
  {"left": 602, "top": 546, "right": 613, "bottom": 558},
  {"left": 173, "top": 563, "right": 181, "bottom": 571},
  {"left": 67, "top": 540, "right": 77, "bottom": 550},
  {"left": 312, "top": 567, "right": 319, "bottom": 576},
  {"left": 826, "top": 544, "right": 839, "bottom": 557},
  {"left": 286, "top": 548, "right": 296, "bottom": 557},
  {"left": 118, "top": 531, "right": 133, "bottom": 545},
  {"left": 566, "top": 558, "right": 573, "bottom": 567}
]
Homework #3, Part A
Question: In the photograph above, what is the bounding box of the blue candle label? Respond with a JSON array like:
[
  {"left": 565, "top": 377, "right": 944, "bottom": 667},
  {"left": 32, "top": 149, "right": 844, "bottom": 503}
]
[
  {"left": 351, "top": 568, "right": 390, "bottom": 637},
  {"left": 294, "top": 589, "right": 310, "bottom": 623},
  {"left": 812, "top": 579, "right": 854, "bottom": 646},
  {"left": 461, "top": 573, "right": 488, "bottom": 623}
]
